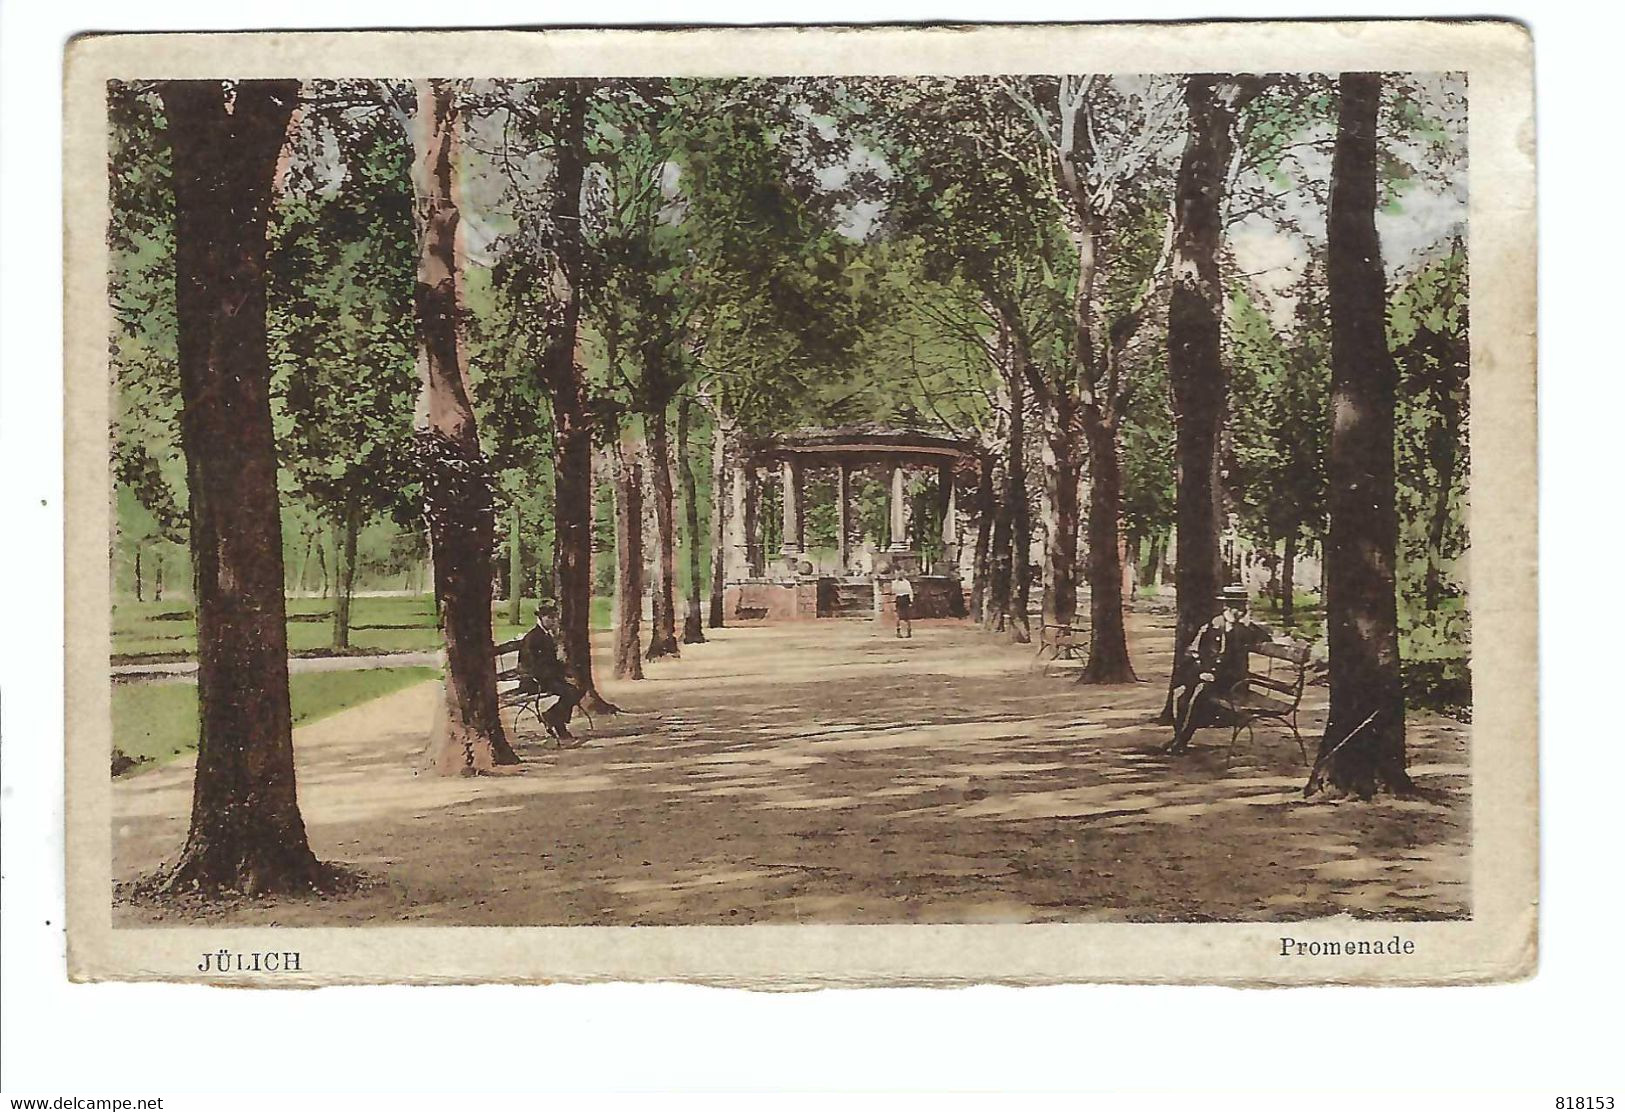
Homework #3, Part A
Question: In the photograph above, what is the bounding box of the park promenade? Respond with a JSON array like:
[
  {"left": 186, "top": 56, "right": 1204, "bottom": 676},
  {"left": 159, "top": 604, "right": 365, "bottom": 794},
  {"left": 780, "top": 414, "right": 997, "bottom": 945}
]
[{"left": 113, "top": 613, "right": 1470, "bottom": 926}]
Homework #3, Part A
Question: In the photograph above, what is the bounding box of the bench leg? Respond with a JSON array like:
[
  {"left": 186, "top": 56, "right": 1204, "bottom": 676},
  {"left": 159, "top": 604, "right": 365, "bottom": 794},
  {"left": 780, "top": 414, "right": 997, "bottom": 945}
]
[
  {"left": 1226, "top": 719, "right": 1254, "bottom": 763},
  {"left": 1288, "top": 714, "right": 1308, "bottom": 765}
]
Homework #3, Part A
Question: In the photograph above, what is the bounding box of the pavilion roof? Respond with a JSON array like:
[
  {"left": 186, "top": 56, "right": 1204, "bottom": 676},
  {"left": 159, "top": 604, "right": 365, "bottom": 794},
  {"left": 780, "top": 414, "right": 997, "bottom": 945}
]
[{"left": 742, "top": 423, "right": 975, "bottom": 462}]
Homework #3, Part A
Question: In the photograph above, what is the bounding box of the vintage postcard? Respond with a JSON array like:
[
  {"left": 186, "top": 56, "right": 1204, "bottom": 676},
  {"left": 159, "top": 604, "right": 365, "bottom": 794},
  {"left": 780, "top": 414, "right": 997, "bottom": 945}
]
[{"left": 64, "top": 21, "right": 1536, "bottom": 986}]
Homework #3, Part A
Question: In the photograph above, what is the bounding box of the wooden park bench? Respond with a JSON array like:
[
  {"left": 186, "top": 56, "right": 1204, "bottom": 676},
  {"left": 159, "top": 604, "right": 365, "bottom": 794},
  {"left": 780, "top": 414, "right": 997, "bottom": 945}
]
[
  {"left": 1217, "top": 639, "right": 1312, "bottom": 763},
  {"left": 1033, "top": 621, "right": 1086, "bottom": 675}
]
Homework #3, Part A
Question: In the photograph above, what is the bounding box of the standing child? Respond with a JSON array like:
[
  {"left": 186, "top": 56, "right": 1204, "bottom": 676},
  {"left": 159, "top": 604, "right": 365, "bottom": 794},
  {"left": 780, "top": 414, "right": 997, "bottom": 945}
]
[{"left": 891, "top": 572, "right": 914, "bottom": 638}]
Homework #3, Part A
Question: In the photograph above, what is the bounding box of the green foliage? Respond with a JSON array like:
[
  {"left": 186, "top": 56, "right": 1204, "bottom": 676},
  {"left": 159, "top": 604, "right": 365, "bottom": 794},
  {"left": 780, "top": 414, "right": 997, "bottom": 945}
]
[
  {"left": 1378, "top": 75, "right": 1468, "bottom": 212},
  {"left": 268, "top": 94, "right": 420, "bottom": 529},
  {"left": 669, "top": 78, "right": 876, "bottom": 433},
  {"left": 1389, "top": 239, "right": 1470, "bottom": 646},
  {"left": 101, "top": 75, "right": 1473, "bottom": 696},
  {"left": 1225, "top": 276, "right": 1330, "bottom": 550},
  {"left": 1119, "top": 352, "right": 1175, "bottom": 546},
  {"left": 108, "top": 84, "right": 188, "bottom": 564},
  {"left": 871, "top": 77, "right": 1076, "bottom": 391}
]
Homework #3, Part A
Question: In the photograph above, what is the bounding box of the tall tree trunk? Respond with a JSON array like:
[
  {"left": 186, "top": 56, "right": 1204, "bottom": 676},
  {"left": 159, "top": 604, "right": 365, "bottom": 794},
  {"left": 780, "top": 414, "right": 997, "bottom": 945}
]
[
  {"left": 154, "top": 78, "right": 326, "bottom": 894},
  {"left": 332, "top": 502, "right": 359, "bottom": 651},
  {"left": 1041, "top": 399, "right": 1082, "bottom": 631},
  {"left": 1281, "top": 530, "right": 1297, "bottom": 626},
  {"left": 706, "top": 403, "right": 730, "bottom": 628},
  {"left": 1007, "top": 360, "right": 1032, "bottom": 643},
  {"left": 556, "top": 420, "right": 612, "bottom": 710},
  {"left": 293, "top": 532, "right": 313, "bottom": 597},
  {"left": 612, "top": 424, "right": 646, "bottom": 680},
  {"left": 154, "top": 548, "right": 165, "bottom": 602},
  {"left": 1163, "top": 75, "right": 1242, "bottom": 717},
  {"left": 315, "top": 537, "right": 329, "bottom": 599},
  {"left": 508, "top": 499, "right": 524, "bottom": 626},
  {"left": 969, "top": 452, "right": 994, "bottom": 624},
  {"left": 678, "top": 392, "right": 707, "bottom": 644},
  {"left": 535, "top": 83, "right": 615, "bottom": 715},
  {"left": 1309, "top": 73, "right": 1412, "bottom": 799},
  {"left": 410, "top": 79, "right": 518, "bottom": 776},
  {"left": 743, "top": 466, "right": 762, "bottom": 576},
  {"left": 987, "top": 455, "right": 1013, "bottom": 632},
  {"left": 133, "top": 545, "right": 144, "bottom": 602},
  {"left": 1079, "top": 410, "right": 1137, "bottom": 683},
  {"left": 645, "top": 404, "right": 680, "bottom": 659}
]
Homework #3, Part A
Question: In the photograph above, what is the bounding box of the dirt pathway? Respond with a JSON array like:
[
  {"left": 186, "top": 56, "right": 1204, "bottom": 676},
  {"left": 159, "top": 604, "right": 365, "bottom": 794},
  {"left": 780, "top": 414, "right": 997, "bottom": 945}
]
[
  {"left": 114, "top": 613, "right": 1470, "bottom": 925},
  {"left": 113, "top": 651, "right": 443, "bottom": 683}
]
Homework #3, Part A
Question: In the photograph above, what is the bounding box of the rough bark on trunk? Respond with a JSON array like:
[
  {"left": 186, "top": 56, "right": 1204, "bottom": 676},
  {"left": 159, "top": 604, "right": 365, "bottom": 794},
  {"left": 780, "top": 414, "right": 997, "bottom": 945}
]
[
  {"left": 1309, "top": 73, "right": 1412, "bottom": 799},
  {"left": 1007, "top": 353, "right": 1033, "bottom": 643},
  {"left": 645, "top": 405, "right": 680, "bottom": 659},
  {"left": 969, "top": 453, "right": 995, "bottom": 624},
  {"left": 1281, "top": 531, "right": 1297, "bottom": 626},
  {"left": 612, "top": 425, "right": 646, "bottom": 680},
  {"left": 153, "top": 78, "right": 327, "bottom": 894},
  {"left": 678, "top": 393, "right": 706, "bottom": 644},
  {"left": 332, "top": 503, "right": 359, "bottom": 651},
  {"left": 1041, "top": 405, "right": 1082, "bottom": 631},
  {"left": 987, "top": 456, "right": 1014, "bottom": 632},
  {"left": 1035, "top": 85, "right": 1167, "bottom": 687},
  {"left": 1164, "top": 75, "right": 1238, "bottom": 714},
  {"left": 706, "top": 406, "right": 729, "bottom": 628},
  {"left": 1147, "top": 532, "right": 1166, "bottom": 588},
  {"left": 411, "top": 80, "right": 518, "bottom": 776},
  {"left": 1079, "top": 410, "right": 1137, "bottom": 683},
  {"left": 535, "top": 83, "right": 616, "bottom": 716}
]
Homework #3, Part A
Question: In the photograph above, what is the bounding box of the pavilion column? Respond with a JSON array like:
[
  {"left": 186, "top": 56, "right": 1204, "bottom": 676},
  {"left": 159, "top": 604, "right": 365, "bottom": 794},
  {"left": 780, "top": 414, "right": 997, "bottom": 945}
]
[
  {"left": 836, "top": 461, "right": 853, "bottom": 572},
  {"left": 939, "top": 460, "right": 958, "bottom": 573},
  {"left": 889, "top": 463, "right": 910, "bottom": 551},
  {"left": 743, "top": 465, "right": 762, "bottom": 576},
  {"left": 727, "top": 462, "right": 749, "bottom": 580},
  {"left": 781, "top": 458, "right": 803, "bottom": 559}
]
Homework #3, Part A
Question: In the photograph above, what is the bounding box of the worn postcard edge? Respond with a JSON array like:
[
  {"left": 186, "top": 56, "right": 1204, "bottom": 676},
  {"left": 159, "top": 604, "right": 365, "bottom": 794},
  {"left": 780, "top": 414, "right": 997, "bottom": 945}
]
[{"left": 62, "top": 21, "right": 1537, "bottom": 988}]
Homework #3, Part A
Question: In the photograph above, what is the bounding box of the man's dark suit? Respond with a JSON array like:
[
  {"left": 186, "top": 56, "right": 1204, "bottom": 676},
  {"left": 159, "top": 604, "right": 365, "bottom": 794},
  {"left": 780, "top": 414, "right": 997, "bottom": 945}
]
[{"left": 518, "top": 622, "right": 582, "bottom": 738}]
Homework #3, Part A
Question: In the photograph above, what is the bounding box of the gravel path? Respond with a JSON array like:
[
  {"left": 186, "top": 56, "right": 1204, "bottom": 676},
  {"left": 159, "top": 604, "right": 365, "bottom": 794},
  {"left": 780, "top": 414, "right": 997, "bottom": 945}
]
[{"left": 113, "top": 614, "right": 1471, "bottom": 926}]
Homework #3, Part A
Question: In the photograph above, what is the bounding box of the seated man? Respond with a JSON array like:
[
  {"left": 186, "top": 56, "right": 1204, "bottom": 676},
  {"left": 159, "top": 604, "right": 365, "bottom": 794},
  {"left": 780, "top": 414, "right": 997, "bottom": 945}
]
[
  {"left": 518, "top": 601, "right": 582, "bottom": 741},
  {"left": 1164, "top": 585, "right": 1273, "bottom": 755}
]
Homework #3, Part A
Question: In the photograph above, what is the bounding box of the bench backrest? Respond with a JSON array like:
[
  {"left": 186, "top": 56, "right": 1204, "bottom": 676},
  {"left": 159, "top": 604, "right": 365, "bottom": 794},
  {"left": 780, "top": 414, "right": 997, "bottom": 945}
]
[
  {"left": 1253, "top": 640, "right": 1311, "bottom": 666},
  {"left": 1242, "top": 640, "right": 1311, "bottom": 702}
]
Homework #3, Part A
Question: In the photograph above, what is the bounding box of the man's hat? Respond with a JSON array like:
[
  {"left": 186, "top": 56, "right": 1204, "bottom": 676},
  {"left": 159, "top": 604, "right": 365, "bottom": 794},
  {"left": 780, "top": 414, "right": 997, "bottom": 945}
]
[
  {"left": 1217, "top": 585, "right": 1250, "bottom": 606},
  {"left": 535, "top": 599, "right": 559, "bottom": 617}
]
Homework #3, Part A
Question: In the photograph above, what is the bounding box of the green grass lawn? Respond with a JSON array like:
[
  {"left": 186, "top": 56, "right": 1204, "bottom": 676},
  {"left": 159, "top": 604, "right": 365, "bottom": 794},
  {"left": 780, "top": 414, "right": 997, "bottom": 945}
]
[
  {"left": 111, "top": 666, "right": 438, "bottom": 777},
  {"left": 112, "top": 594, "right": 615, "bottom": 662}
]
